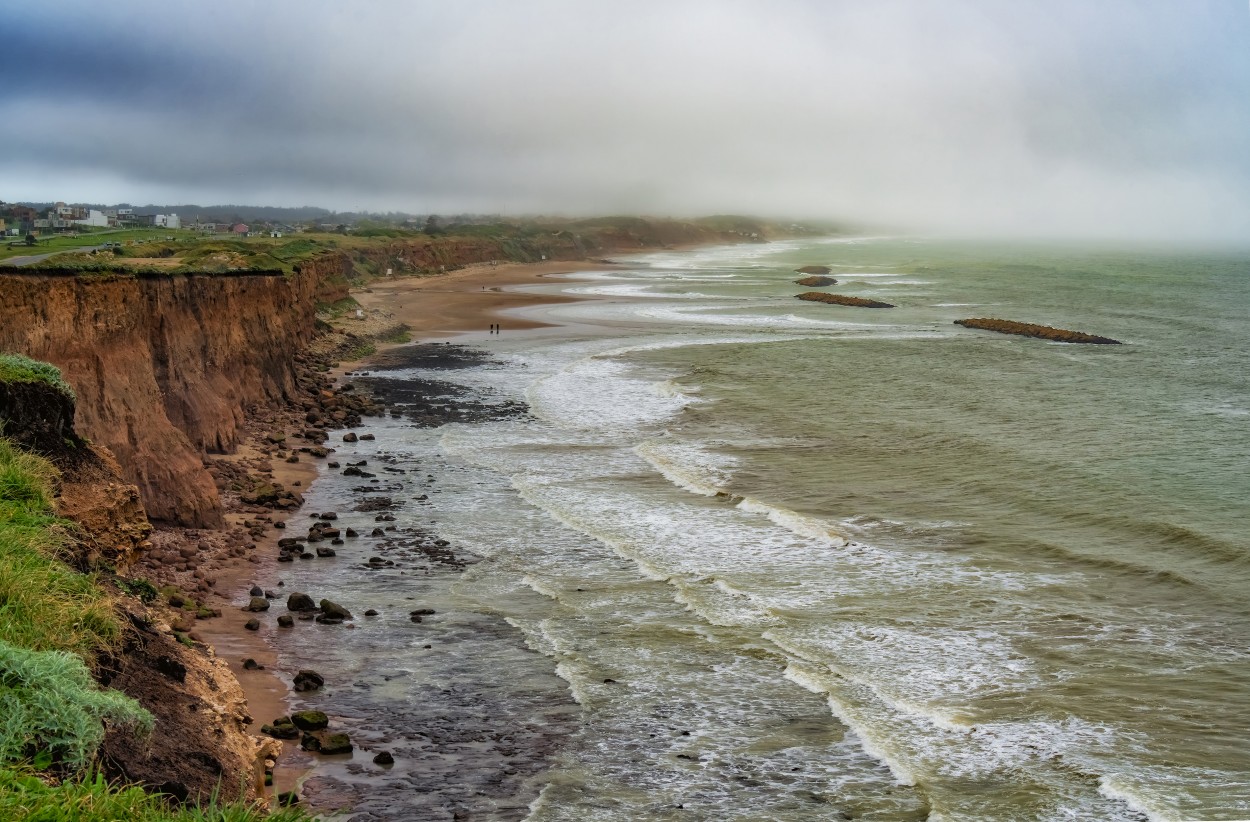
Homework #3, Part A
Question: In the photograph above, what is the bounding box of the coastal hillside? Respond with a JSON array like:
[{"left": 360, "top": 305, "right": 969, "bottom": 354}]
[
  {"left": 0, "top": 355, "right": 299, "bottom": 818},
  {"left": 0, "top": 217, "right": 791, "bottom": 527}
]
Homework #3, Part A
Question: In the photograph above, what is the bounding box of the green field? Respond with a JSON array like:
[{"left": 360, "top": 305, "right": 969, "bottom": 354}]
[{"left": 0, "top": 228, "right": 191, "bottom": 263}]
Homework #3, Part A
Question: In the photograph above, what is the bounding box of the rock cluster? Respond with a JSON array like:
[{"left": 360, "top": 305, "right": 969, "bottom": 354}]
[
  {"left": 795, "top": 291, "right": 895, "bottom": 308},
  {"left": 954, "top": 318, "right": 1122, "bottom": 344}
]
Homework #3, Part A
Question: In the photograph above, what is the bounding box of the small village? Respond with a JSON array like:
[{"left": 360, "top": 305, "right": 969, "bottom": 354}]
[{"left": 0, "top": 200, "right": 301, "bottom": 240}]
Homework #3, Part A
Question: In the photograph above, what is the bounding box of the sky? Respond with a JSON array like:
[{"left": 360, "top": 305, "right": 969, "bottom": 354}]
[{"left": 2, "top": 0, "right": 1249, "bottom": 241}]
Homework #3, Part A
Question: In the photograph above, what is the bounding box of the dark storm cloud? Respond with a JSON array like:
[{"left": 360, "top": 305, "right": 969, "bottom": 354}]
[{"left": 3, "top": 0, "right": 1249, "bottom": 241}]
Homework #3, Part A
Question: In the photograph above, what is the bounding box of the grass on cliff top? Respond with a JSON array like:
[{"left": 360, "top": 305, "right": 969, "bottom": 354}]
[
  {"left": 0, "top": 437, "right": 119, "bottom": 658},
  {"left": 0, "top": 769, "right": 312, "bottom": 821},
  {"left": 0, "top": 354, "right": 76, "bottom": 401}
]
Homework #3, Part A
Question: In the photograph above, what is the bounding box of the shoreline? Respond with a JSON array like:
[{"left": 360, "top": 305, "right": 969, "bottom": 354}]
[{"left": 191, "top": 256, "right": 620, "bottom": 808}]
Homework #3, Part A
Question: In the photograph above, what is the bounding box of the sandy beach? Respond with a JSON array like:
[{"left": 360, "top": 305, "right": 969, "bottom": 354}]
[{"left": 351, "top": 259, "right": 616, "bottom": 339}]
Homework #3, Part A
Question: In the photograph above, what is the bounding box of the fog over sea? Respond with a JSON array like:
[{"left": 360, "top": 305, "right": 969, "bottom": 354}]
[{"left": 264, "top": 238, "right": 1250, "bottom": 821}]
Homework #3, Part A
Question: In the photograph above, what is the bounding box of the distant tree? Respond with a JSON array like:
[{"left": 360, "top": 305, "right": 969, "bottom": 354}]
[
  {"left": 23, "top": 233, "right": 36, "bottom": 246},
  {"left": 424, "top": 215, "right": 441, "bottom": 235}
]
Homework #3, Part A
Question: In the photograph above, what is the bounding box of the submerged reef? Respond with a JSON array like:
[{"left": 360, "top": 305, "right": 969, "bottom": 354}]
[
  {"left": 796, "top": 291, "right": 894, "bottom": 308},
  {"left": 955, "top": 318, "right": 1122, "bottom": 344}
]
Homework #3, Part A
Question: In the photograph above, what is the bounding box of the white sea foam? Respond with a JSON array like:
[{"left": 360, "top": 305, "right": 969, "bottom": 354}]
[
  {"left": 635, "top": 439, "right": 734, "bottom": 497},
  {"left": 783, "top": 663, "right": 919, "bottom": 786},
  {"left": 562, "top": 283, "right": 744, "bottom": 300},
  {"left": 736, "top": 496, "right": 849, "bottom": 546}
]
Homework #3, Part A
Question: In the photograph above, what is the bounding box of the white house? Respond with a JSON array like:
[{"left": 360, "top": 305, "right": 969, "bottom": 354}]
[
  {"left": 73, "top": 209, "right": 109, "bottom": 228},
  {"left": 152, "top": 213, "right": 181, "bottom": 229}
]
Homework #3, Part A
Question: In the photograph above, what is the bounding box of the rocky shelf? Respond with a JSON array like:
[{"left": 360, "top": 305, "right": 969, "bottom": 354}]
[
  {"left": 794, "top": 275, "right": 837, "bottom": 287},
  {"left": 796, "top": 291, "right": 894, "bottom": 308},
  {"left": 954, "top": 318, "right": 1122, "bottom": 345},
  {"left": 794, "top": 265, "right": 832, "bottom": 275}
]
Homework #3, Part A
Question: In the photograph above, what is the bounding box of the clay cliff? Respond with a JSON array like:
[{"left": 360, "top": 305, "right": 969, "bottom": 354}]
[{"left": 0, "top": 270, "right": 347, "bottom": 526}]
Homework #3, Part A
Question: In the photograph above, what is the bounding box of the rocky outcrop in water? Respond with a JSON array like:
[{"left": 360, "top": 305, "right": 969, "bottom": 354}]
[
  {"left": 954, "top": 318, "right": 1122, "bottom": 344},
  {"left": 794, "top": 275, "right": 837, "bottom": 287},
  {"left": 796, "top": 291, "right": 894, "bottom": 308},
  {"left": 794, "top": 265, "right": 832, "bottom": 274}
]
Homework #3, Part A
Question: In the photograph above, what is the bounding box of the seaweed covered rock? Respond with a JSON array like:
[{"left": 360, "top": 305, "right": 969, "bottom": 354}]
[
  {"left": 795, "top": 292, "right": 894, "bottom": 308},
  {"left": 290, "top": 710, "right": 329, "bottom": 732},
  {"left": 794, "top": 275, "right": 837, "bottom": 287},
  {"left": 954, "top": 318, "right": 1122, "bottom": 344}
]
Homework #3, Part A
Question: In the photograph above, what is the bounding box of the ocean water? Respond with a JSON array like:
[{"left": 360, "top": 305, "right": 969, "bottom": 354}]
[{"left": 260, "top": 238, "right": 1250, "bottom": 821}]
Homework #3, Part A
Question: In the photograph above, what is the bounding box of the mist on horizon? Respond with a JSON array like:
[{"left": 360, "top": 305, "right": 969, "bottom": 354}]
[{"left": 1, "top": 1, "right": 1248, "bottom": 243}]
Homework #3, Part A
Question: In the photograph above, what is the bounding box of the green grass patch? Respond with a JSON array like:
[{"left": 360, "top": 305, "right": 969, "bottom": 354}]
[
  {"left": 0, "top": 229, "right": 184, "bottom": 262},
  {"left": 0, "top": 355, "right": 75, "bottom": 401},
  {"left": 381, "top": 328, "right": 412, "bottom": 344},
  {"left": 314, "top": 297, "right": 359, "bottom": 320},
  {"left": 0, "top": 439, "right": 119, "bottom": 658},
  {"left": 0, "top": 768, "right": 311, "bottom": 821},
  {"left": 343, "top": 342, "right": 377, "bottom": 361}
]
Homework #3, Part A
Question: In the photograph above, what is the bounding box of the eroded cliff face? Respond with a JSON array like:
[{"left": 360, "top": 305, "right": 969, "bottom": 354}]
[{"left": 0, "top": 270, "right": 346, "bottom": 526}]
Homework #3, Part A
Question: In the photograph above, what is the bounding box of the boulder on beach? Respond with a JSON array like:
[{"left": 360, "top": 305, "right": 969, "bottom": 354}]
[
  {"left": 291, "top": 710, "right": 329, "bottom": 732},
  {"left": 246, "top": 596, "right": 270, "bottom": 612},
  {"left": 319, "top": 733, "right": 353, "bottom": 755},
  {"left": 261, "top": 717, "right": 300, "bottom": 740},
  {"left": 277, "top": 615, "right": 294, "bottom": 628},
  {"left": 320, "top": 599, "right": 353, "bottom": 620},
  {"left": 293, "top": 669, "right": 324, "bottom": 692},
  {"left": 287, "top": 592, "right": 317, "bottom": 612}
]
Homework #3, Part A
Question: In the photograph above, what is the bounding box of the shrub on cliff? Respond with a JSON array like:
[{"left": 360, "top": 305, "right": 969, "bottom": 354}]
[
  {"left": 0, "top": 641, "right": 152, "bottom": 770},
  {"left": 0, "top": 354, "right": 75, "bottom": 402}
]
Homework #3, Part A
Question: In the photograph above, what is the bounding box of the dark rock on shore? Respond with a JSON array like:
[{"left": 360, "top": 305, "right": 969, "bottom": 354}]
[
  {"left": 319, "top": 732, "right": 353, "bottom": 755},
  {"left": 287, "top": 592, "right": 317, "bottom": 611},
  {"left": 291, "top": 710, "right": 330, "bottom": 732},
  {"left": 796, "top": 291, "right": 894, "bottom": 308},
  {"left": 293, "top": 669, "right": 324, "bottom": 691},
  {"left": 954, "top": 318, "right": 1122, "bottom": 344},
  {"left": 244, "top": 618, "right": 260, "bottom": 631},
  {"left": 261, "top": 717, "right": 300, "bottom": 740},
  {"left": 246, "top": 596, "right": 270, "bottom": 612},
  {"left": 320, "top": 599, "right": 353, "bottom": 620},
  {"left": 372, "top": 751, "right": 394, "bottom": 766},
  {"left": 277, "top": 615, "right": 294, "bottom": 628}
]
